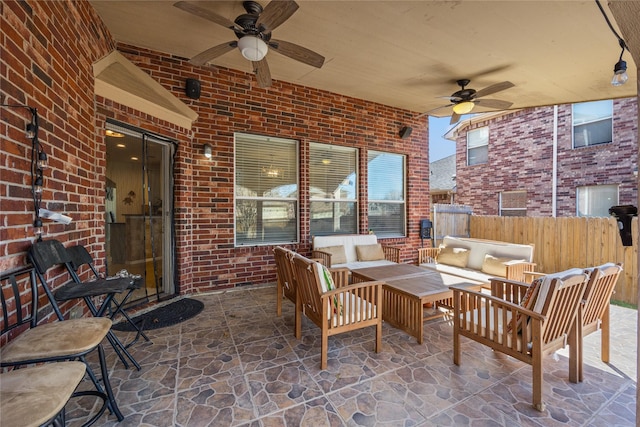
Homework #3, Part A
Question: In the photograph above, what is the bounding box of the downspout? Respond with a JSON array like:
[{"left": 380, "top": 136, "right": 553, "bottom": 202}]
[{"left": 552, "top": 105, "right": 558, "bottom": 217}]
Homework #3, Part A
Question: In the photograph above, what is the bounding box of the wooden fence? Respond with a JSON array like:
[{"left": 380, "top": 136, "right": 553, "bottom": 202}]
[{"left": 470, "top": 215, "right": 638, "bottom": 306}]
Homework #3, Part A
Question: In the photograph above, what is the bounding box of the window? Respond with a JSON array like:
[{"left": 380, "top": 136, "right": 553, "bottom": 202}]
[
  {"left": 235, "top": 133, "right": 298, "bottom": 245},
  {"left": 467, "top": 127, "right": 488, "bottom": 165},
  {"left": 577, "top": 185, "right": 618, "bottom": 217},
  {"left": 367, "top": 151, "right": 406, "bottom": 237},
  {"left": 309, "top": 143, "right": 357, "bottom": 235},
  {"left": 573, "top": 100, "right": 613, "bottom": 148},
  {"left": 500, "top": 191, "right": 527, "bottom": 217}
]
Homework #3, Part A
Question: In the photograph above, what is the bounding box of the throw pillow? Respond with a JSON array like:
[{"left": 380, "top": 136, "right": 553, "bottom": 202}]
[
  {"left": 356, "top": 244, "right": 385, "bottom": 261},
  {"left": 436, "top": 246, "right": 469, "bottom": 268},
  {"left": 481, "top": 254, "right": 525, "bottom": 277},
  {"left": 318, "top": 245, "right": 347, "bottom": 265},
  {"left": 507, "top": 278, "right": 542, "bottom": 334},
  {"left": 314, "top": 262, "right": 336, "bottom": 293}
]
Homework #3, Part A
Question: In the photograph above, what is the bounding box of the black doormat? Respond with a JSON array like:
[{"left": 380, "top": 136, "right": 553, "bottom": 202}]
[{"left": 112, "top": 298, "right": 204, "bottom": 331}]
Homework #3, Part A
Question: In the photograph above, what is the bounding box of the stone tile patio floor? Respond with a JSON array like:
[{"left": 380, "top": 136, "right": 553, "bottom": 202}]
[{"left": 68, "top": 285, "right": 637, "bottom": 426}]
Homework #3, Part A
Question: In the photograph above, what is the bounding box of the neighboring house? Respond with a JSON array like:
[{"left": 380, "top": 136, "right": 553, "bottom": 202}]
[
  {"left": 445, "top": 98, "right": 638, "bottom": 217},
  {"left": 429, "top": 154, "right": 456, "bottom": 205}
]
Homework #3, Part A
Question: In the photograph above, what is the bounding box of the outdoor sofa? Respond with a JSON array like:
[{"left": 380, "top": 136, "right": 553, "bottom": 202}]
[
  {"left": 312, "top": 234, "right": 400, "bottom": 269},
  {"left": 418, "top": 235, "right": 536, "bottom": 285}
]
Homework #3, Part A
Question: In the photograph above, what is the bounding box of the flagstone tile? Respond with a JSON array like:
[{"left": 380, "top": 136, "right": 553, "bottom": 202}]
[{"left": 62, "top": 285, "right": 636, "bottom": 426}]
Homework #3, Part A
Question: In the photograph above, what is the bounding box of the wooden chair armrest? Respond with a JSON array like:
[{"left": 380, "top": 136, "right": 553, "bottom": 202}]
[
  {"left": 523, "top": 270, "right": 545, "bottom": 282},
  {"left": 311, "top": 250, "right": 332, "bottom": 267},
  {"left": 505, "top": 261, "right": 537, "bottom": 282},
  {"left": 382, "top": 245, "right": 401, "bottom": 263},
  {"left": 329, "top": 267, "right": 351, "bottom": 288},
  {"left": 323, "top": 280, "right": 383, "bottom": 297},
  {"left": 322, "top": 281, "right": 384, "bottom": 323},
  {"left": 452, "top": 285, "right": 545, "bottom": 322},
  {"left": 489, "top": 277, "right": 532, "bottom": 303},
  {"left": 452, "top": 285, "right": 545, "bottom": 357},
  {"left": 417, "top": 247, "right": 440, "bottom": 264}
]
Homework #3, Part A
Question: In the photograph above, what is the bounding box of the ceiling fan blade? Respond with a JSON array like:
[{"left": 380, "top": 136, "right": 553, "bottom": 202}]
[
  {"left": 474, "top": 81, "right": 515, "bottom": 99},
  {"left": 253, "top": 59, "right": 272, "bottom": 88},
  {"left": 450, "top": 112, "right": 462, "bottom": 125},
  {"left": 174, "top": 1, "right": 240, "bottom": 31},
  {"left": 474, "top": 98, "right": 514, "bottom": 110},
  {"left": 270, "top": 39, "right": 325, "bottom": 68},
  {"left": 190, "top": 41, "right": 237, "bottom": 66},
  {"left": 257, "top": 0, "right": 299, "bottom": 33}
]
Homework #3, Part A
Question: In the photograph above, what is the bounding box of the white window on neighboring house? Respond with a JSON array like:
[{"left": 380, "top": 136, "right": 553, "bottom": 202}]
[
  {"left": 309, "top": 143, "right": 358, "bottom": 235},
  {"left": 500, "top": 190, "right": 527, "bottom": 217},
  {"left": 572, "top": 100, "right": 613, "bottom": 148},
  {"left": 577, "top": 185, "right": 618, "bottom": 217},
  {"left": 467, "top": 127, "right": 488, "bottom": 166},
  {"left": 367, "top": 150, "right": 406, "bottom": 237},
  {"left": 234, "top": 133, "right": 298, "bottom": 246}
]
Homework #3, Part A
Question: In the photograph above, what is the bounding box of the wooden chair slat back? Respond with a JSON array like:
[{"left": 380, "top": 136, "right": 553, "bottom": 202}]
[
  {"left": 540, "top": 274, "right": 589, "bottom": 344},
  {"left": 582, "top": 264, "right": 622, "bottom": 327},
  {"left": 292, "top": 255, "right": 323, "bottom": 320},
  {"left": 274, "top": 247, "right": 296, "bottom": 301}
]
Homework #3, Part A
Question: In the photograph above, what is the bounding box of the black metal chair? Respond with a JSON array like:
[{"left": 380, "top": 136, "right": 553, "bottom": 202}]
[
  {"left": 28, "top": 239, "right": 141, "bottom": 371},
  {"left": 66, "top": 244, "right": 150, "bottom": 348},
  {"left": 0, "top": 265, "right": 122, "bottom": 425}
]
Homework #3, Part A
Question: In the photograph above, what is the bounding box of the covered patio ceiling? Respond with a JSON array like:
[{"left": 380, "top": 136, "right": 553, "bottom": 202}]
[{"left": 90, "top": 1, "right": 638, "bottom": 118}]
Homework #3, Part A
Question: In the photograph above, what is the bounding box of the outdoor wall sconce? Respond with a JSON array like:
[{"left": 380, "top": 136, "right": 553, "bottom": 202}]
[
  {"left": 1, "top": 103, "right": 47, "bottom": 238},
  {"left": 203, "top": 143, "right": 213, "bottom": 159}
]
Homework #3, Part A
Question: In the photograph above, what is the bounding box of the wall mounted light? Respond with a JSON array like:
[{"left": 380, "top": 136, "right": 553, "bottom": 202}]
[{"left": 203, "top": 143, "right": 213, "bottom": 159}]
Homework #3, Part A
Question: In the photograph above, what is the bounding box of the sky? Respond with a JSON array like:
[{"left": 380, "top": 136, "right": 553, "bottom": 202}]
[{"left": 428, "top": 116, "right": 457, "bottom": 162}]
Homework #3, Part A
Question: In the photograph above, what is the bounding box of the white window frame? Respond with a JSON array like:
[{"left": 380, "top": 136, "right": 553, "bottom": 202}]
[
  {"left": 576, "top": 184, "right": 619, "bottom": 217},
  {"left": 467, "top": 127, "right": 489, "bottom": 166},
  {"left": 309, "top": 142, "right": 358, "bottom": 236},
  {"left": 572, "top": 100, "right": 613, "bottom": 148},
  {"left": 367, "top": 150, "right": 406, "bottom": 238},
  {"left": 234, "top": 133, "right": 299, "bottom": 246}
]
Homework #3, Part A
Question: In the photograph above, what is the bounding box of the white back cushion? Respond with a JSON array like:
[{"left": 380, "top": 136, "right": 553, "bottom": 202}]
[
  {"left": 313, "top": 234, "right": 378, "bottom": 263},
  {"left": 442, "top": 236, "right": 534, "bottom": 271}
]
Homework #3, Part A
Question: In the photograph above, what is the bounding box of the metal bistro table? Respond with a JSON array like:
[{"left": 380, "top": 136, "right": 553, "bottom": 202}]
[{"left": 351, "top": 264, "right": 483, "bottom": 344}]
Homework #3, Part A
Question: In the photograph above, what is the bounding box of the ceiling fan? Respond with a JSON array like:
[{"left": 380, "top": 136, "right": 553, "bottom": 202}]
[
  {"left": 174, "top": 0, "right": 325, "bottom": 88},
  {"left": 424, "top": 79, "right": 515, "bottom": 125}
]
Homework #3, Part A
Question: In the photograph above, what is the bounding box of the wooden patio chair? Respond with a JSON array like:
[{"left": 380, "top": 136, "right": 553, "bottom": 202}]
[
  {"left": 452, "top": 269, "right": 590, "bottom": 411},
  {"left": 570, "top": 263, "right": 623, "bottom": 382},
  {"left": 274, "top": 246, "right": 301, "bottom": 337},
  {"left": 291, "top": 254, "right": 383, "bottom": 369}
]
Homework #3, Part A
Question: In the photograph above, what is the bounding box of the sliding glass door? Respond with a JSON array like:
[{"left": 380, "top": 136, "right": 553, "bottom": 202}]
[{"left": 105, "top": 122, "right": 175, "bottom": 303}]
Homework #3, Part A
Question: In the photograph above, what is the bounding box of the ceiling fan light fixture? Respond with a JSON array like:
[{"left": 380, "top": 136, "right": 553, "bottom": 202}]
[
  {"left": 238, "top": 35, "right": 268, "bottom": 61},
  {"left": 611, "top": 59, "right": 628, "bottom": 86},
  {"left": 452, "top": 101, "right": 474, "bottom": 115}
]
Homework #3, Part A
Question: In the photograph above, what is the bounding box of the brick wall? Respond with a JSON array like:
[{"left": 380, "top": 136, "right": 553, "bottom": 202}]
[
  {"left": 1, "top": 0, "right": 114, "bottom": 275},
  {"left": 453, "top": 100, "right": 637, "bottom": 216},
  {"left": 1, "top": 1, "right": 430, "bottom": 299}
]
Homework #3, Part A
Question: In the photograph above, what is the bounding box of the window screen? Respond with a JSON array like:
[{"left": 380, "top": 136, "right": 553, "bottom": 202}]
[
  {"left": 577, "top": 185, "right": 618, "bottom": 217},
  {"left": 467, "top": 127, "right": 489, "bottom": 165},
  {"left": 367, "top": 150, "right": 406, "bottom": 237},
  {"left": 573, "top": 100, "right": 613, "bottom": 148},
  {"left": 309, "top": 143, "right": 357, "bottom": 235},
  {"left": 235, "top": 133, "right": 298, "bottom": 245}
]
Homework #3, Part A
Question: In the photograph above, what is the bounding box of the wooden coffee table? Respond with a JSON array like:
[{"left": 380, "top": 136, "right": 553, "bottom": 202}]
[{"left": 351, "top": 264, "right": 483, "bottom": 344}]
